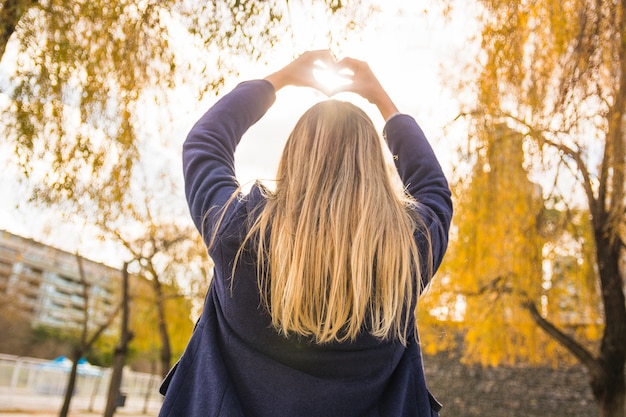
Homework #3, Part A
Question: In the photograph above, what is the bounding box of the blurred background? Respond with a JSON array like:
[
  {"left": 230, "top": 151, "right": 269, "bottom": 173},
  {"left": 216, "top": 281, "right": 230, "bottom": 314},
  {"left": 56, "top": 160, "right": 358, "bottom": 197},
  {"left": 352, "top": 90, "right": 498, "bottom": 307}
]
[{"left": 0, "top": 0, "right": 624, "bottom": 416}]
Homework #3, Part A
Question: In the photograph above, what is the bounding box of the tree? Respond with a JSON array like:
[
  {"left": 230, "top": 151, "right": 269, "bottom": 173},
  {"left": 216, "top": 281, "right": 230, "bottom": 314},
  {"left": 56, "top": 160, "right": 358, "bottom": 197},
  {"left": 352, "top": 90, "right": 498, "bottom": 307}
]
[
  {"left": 103, "top": 261, "right": 131, "bottom": 417},
  {"left": 437, "top": 1, "right": 626, "bottom": 415},
  {"left": 421, "top": 124, "right": 559, "bottom": 364},
  {"left": 0, "top": 0, "right": 372, "bottom": 206},
  {"left": 96, "top": 165, "right": 207, "bottom": 378},
  {"left": 1, "top": 0, "right": 374, "bottom": 378},
  {"left": 59, "top": 253, "right": 120, "bottom": 417},
  {"left": 87, "top": 157, "right": 209, "bottom": 377},
  {"left": 113, "top": 222, "right": 200, "bottom": 378},
  {"left": 128, "top": 270, "right": 196, "bottom": 375}
]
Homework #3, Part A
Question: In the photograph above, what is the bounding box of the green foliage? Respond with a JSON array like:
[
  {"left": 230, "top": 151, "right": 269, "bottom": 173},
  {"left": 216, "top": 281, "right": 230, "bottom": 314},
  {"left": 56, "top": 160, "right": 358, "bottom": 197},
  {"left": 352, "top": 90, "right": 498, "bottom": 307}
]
[
  {"left": 29, "top": 325, "right": 117, "bottom": 365},
  {"left": 31, "top": 325, "right": 80, "bottom": 345}
]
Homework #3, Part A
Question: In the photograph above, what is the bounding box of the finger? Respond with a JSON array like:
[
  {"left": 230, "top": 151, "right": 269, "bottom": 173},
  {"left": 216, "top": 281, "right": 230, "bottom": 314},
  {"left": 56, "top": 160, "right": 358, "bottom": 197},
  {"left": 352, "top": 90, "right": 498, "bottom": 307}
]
[
  {"left": 303, "top": 50, "right": 336, "bottom": 67},
  {"left": 335, "top": 57, "right": 363, "bottom": 73}
]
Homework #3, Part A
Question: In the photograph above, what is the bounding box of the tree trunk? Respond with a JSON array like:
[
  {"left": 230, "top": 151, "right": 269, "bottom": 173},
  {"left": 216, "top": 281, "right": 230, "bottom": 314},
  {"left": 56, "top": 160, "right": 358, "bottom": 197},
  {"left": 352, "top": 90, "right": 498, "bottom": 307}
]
[
  {"left": 591, "top": 231, "right": 626, "bottom": 417},
  {"left": 58, "top": 349, "right": 81, "bottom": 417},
  {"left": 153, "top": 276, "right": 171, "bottom": 379},
  {"left": 592, "top": 370, "right": 625, "bottom": 417},
  {"left": 103, "top": 263, "right": 132, "bottom": 417},
  {"left": 523, "top": 238, "right": 626, "bottom": 417},
  {"left": 103, "top": 353, "right": 124, "bottom": 417},
  {"left": 57, "top": 253, "right": 120, "bottom": 417},
  {"left": 590, "top": 1, "right": 626, "bottom": 412}
]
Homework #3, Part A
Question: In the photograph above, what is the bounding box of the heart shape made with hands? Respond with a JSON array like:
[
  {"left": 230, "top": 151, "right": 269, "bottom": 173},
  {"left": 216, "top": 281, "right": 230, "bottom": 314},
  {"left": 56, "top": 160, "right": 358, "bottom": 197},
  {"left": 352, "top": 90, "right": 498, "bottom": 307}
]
[{"left": 312, "top": 60, "right": 353, "bottom": 93}]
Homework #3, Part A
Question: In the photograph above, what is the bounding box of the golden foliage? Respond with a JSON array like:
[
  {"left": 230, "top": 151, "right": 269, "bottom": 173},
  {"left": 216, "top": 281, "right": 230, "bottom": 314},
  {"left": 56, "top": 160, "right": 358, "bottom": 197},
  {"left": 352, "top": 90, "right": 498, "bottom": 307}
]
[
  {"left": 422, "top": 0, "right": 620, "bottom": 374},
  {"left": 420, "top": 122, "right": 602, "bottom": 367},
  {"left": 1, "top": 0, "right": 371, "bottom": 209},
  {"left": 128, "top": 274, "right": 194, "bottom": 365}
]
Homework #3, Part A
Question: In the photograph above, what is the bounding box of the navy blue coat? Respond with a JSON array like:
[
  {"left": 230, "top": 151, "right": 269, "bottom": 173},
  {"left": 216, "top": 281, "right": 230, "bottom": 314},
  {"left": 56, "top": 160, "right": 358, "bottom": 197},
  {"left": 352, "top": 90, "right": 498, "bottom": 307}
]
[{"left": 159, "top": 80, "right": 453, "bottom": 416}]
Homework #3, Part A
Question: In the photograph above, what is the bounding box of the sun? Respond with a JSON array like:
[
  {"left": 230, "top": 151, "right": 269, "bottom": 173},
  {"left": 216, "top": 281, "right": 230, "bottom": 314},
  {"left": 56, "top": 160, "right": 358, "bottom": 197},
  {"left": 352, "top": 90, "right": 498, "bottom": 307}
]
[{"left": 312, "top": 60, "right": 353, "bottom": 93}]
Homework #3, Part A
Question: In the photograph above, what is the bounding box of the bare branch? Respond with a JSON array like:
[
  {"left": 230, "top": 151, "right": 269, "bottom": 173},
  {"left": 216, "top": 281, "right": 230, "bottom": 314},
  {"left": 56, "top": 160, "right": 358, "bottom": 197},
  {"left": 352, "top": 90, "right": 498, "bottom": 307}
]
[
  {"left": 74, "top": 252, "right": 122, "bottom": 351},
  {"left": 521, "top": 296, "right": 602, "bottom": 376},
  {"left": 84, "top": 303, "right": 121, "bottom": 352},
  {"left": 461, "top": 275, "right": 512, "bottom": 298},
  {"left": 75, "top": 253, "right": 90, "bottom": 346},
  {"left": 501, "top": 111, "right": 599, "bottom": 219}
]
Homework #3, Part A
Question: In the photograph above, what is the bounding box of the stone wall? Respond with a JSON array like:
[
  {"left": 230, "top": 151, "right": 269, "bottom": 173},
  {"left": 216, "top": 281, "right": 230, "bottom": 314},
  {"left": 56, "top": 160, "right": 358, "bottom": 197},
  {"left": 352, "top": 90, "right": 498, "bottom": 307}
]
[{"left": 423, "top": 352, "right": 597, "bottom": 417}]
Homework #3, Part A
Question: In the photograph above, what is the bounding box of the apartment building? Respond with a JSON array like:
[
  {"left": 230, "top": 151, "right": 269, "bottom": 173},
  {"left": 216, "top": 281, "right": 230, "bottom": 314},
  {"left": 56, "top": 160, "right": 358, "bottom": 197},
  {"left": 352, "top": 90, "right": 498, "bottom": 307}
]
[{"left": 0, "top": 230, "right": 119, "bottom": 331}]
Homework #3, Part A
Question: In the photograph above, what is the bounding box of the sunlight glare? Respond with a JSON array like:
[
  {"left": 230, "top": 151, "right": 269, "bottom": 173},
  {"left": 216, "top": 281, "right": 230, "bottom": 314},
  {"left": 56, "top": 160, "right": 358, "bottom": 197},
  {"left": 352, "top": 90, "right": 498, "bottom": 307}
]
[{"left": 313, "top": 60, "right": 353, "bottom": 92}]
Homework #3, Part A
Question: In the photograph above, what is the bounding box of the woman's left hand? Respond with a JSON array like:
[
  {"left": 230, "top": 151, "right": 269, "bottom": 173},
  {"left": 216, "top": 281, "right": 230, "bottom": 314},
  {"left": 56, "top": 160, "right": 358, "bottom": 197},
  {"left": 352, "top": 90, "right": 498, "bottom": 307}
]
[{"left": 264, "top": 50, "right": 337, "bottom": 95}]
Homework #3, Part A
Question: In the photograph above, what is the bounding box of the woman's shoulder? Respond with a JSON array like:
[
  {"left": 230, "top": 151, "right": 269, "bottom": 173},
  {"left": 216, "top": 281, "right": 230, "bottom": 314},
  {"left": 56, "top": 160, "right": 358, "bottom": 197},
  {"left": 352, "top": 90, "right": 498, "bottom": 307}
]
[
  {"left": 215, "top": 182, "right": 269, "bottom": 239},
  {"left": 244, "top": 182, "right": 270, "bottom": 213}
]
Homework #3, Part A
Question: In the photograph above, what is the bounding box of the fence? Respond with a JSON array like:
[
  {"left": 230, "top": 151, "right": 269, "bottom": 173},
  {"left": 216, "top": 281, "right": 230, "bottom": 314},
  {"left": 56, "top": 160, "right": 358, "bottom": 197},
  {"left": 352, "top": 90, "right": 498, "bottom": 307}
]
[{"left": 0, "top": 353, "right": 163, "bottom": 414}]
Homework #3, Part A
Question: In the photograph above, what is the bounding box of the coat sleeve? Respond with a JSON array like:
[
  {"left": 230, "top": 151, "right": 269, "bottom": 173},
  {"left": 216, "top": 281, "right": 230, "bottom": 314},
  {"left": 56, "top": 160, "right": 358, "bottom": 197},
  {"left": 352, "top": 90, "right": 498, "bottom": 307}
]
[
  {"left": 182, "top": 80, "right": 276, "bottom": 246},
  {"left": 383, "top": 115, "right": 453, "bottom": 288}
]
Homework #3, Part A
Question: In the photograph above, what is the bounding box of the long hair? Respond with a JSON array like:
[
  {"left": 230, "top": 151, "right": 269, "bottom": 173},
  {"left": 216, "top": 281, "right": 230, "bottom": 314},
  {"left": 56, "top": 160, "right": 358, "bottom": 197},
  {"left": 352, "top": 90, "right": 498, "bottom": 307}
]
[{"left": 236, "top": 100, "right": 428, "bottom": 345}]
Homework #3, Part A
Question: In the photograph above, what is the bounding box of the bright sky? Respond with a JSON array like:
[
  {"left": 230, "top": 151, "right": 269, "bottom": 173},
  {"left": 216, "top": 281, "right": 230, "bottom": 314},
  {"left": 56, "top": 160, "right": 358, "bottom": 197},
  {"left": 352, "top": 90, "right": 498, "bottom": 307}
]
[
  {"left": 0, "top": 1, "right": 480, "bottom": 267},
  {"left": 228, "top": 1, "right": 479, "bottom": 187}
]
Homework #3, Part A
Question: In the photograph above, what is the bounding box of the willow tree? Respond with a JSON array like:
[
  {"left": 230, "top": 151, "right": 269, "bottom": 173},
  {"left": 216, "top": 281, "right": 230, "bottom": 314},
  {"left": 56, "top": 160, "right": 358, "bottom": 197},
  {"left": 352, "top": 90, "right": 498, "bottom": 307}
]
[
  {"left": 436, "top": 1, "right": 626, "bottom": 416},
  {"left": 421, "top": 124, "right": 550, "bottom": 361},
  {"left": 0, "top": 0, "right": 372, "bottom": 379},
  {"left": 0, "top": 0, "right": 370, "bottom": 206}
]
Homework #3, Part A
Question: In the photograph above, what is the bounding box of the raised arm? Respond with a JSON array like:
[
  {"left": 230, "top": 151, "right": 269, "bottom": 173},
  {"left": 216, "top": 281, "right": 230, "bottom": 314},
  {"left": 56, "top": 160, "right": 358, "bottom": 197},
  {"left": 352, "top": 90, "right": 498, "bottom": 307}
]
[
  {"left": 183, "top": 80, "right": 276, "bottom": 241},
  {"left": 184, "top": 51, "right": 339, "bottom": 243},
  {"left": 384, "top": 115, "right": 453, "bottom": 283},
  {"left": 334, "top": 57, "right": 399, "bottom": 121}
]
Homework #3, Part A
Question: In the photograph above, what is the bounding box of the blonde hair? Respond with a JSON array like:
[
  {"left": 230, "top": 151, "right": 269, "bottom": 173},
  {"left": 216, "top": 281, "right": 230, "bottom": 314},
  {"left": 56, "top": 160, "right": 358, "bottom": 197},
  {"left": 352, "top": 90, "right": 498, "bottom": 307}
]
[{"left": 232, "top": 100, "right": 430, "bottom": 345}]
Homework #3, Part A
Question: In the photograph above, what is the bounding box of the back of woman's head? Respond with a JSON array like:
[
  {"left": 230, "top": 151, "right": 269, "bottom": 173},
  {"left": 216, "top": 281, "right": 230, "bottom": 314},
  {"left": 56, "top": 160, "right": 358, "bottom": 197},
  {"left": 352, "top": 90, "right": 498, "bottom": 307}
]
[
  {"left": 277, "top": 100, "right": 387, "bottom": 199},
  {"left": 250, "top": 100, "right": 425, "bottom": 345}
]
